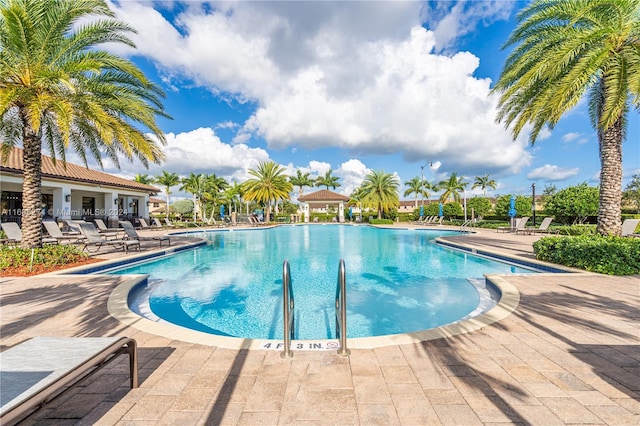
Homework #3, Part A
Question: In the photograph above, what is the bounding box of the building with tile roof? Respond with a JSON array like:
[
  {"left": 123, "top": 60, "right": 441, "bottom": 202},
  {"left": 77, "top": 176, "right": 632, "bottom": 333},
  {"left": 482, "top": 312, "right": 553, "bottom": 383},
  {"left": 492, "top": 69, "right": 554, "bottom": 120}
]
[
  {"left": 1, "top": 146, "right": 159, "bottom": 226},
  {"left": 298, "top": 189, "right": 350, "bottom": 222}
]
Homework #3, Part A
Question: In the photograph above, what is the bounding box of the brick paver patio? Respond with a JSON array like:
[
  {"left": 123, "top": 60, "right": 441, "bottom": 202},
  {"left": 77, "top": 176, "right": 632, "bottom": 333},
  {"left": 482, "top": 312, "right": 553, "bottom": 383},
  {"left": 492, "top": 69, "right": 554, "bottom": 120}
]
[{"left": 1, "top": 226, "right": 638, "bottom": 425}]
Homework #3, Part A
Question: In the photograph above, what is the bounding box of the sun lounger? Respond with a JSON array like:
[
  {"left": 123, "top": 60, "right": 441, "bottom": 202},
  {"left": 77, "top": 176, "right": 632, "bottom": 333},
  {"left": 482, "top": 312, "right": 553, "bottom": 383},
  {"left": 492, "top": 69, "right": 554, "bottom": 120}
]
[
  {"left": 524, "top": 217, "right": 558, "bottom": 235},
  {"left": 119, "top": 220, "right": 170, "bottom": 246},
  {"left": 1, "top": 222, "right": 58, "bottom": 245},
  {"left": 78, "top": 222, "right": 140, "bottom": 254},
  {"left": 93, "top": 219, "right": 121, "bottom": 239},
  {"left": 497, "top": 217, "right": 529, "bottom": 233},
  {"left": 621, "top": 218, "right": 640, "bottom": 237},
  {"left": 42, "top": 221, "right": 84, "bottom": 244},
  {"left": 152, "top": 218, "right": 166, "bottom": 229},
  {"left": 0, "top": 336, "right": 137, "bottom": 425}
]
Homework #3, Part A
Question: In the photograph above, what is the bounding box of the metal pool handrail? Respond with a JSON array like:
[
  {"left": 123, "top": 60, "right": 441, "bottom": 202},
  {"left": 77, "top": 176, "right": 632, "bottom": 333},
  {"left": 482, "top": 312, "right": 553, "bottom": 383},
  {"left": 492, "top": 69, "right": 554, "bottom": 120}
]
[
  {"left": 335, "top": 259, "right": 350, "bottom": 357},
  {"left": 281, "top": 260, "right": 295, "bottom": 359}
]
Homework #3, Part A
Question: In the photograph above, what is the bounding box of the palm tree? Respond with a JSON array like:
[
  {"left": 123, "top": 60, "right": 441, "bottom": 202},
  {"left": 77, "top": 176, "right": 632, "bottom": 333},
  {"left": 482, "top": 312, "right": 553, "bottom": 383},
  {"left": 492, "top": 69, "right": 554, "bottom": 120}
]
[
  {"left": 472, "top": 173, "right": 497, "bottom": 198},
  {"left": 360, "top": 170, "right": 399, "bottom": 219},
  {"left": 242, "top": 161, "right": 293, "bottom": 222},
  {"left": 202, "top": 174, "right": 229, "bottom": 219},
  {"left": 0, "top": 0, "right": 168, "bottom": 248},
  {"left": 133, "top": 174, "right": 154, "bottom": 185},
  {"left": 404, "top": 176, "right": 431, "bottom": 208},
  {"left": 491, "top": 0, "right": 640, "bottom": 236},
  {"left": 289, "top": 170, "right": 314, "bottom": 198},
  {"left": 180, "top": 173, "right": 206, "bottom": 221},
  {"left": 438, "top": 173, "right": 468, "bottom": 203},
  {"left": 315, "top": 169, "right": 341, "bottom": 190},
  {"left": 155, "top": 171, "right": 180, "bottom": 216},
  {"left": 225, "top": 181, "right": 244, "bottom": 215}
]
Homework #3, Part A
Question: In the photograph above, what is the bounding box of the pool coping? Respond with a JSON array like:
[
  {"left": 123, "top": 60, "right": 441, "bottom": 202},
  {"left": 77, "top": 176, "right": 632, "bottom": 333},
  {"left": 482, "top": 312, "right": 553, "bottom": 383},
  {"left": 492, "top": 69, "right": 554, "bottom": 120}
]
[{"left": 106, "top": 273, "right": 524, "bottom": 349}]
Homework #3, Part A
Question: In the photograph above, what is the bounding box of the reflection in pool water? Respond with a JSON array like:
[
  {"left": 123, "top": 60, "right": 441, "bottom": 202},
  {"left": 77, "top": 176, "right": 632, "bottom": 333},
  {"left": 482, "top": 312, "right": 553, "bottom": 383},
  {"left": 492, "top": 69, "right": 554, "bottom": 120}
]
[{"left": 113, "top": 225, "right": 534, "bottom": 339}]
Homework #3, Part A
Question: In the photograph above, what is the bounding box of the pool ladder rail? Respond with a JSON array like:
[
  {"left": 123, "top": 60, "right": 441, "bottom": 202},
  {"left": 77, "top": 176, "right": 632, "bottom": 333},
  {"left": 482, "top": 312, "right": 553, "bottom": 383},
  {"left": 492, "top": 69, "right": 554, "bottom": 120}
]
[
  {"left": 281, "top": 260, "right": 295, "bottom": 359},
  {"left": 335, "top": 259, "right": 350, "bottom": 357},
  {"left": 280, "top": 259, "right": 350, "bottom": 358}
]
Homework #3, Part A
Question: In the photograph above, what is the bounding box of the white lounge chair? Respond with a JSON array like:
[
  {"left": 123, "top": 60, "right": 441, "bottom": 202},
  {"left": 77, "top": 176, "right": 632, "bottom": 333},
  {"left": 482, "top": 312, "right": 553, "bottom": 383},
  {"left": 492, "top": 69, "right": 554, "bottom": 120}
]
[
  {"left": 1, "top": 222, "right": 58, "bottom": 245},
  {"left": 0, "top": 336, "right": 137, "bottom": 425},
  {"left": 497, "top": 217, "right": 529, "bottom": 233},
  {"left": 621, "top": 218, "right": 640, "bottom": 237},
  {"left": 119, "top": 220, "right": 170, "bottom": 246},
  {"left": 525, "top": 217, "right": 558, "bottom": 235}
]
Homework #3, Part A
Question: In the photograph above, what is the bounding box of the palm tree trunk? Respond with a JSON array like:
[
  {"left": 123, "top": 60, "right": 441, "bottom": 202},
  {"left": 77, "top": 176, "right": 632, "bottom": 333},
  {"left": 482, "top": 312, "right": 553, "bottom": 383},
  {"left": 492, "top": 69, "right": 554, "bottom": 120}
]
[
  {"left": 21, "top": 122, "right": 43, "bottom": 248},
  {"left": 597, "top": 117, "right": 623, "bottom": 236}
]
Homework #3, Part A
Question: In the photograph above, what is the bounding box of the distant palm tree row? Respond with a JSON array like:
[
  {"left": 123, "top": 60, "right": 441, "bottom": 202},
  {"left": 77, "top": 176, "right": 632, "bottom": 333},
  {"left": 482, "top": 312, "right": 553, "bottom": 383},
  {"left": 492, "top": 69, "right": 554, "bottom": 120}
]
[
  {"left": 403, "top": 172, "right": 498, "bottom": 208},
  {"left": 142, "top": 160, "right": 503, "bottom": 223}
]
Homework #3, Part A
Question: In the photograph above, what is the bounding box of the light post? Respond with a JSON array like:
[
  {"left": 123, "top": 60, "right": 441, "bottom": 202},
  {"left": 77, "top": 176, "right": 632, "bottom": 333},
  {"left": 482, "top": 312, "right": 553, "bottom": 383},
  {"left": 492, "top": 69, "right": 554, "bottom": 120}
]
[
  {"left": 420, "top": 162, "right": 432, "bottom": 206},
  {"left": 531, "top": 183, "right": 536, "bottom": 226}
]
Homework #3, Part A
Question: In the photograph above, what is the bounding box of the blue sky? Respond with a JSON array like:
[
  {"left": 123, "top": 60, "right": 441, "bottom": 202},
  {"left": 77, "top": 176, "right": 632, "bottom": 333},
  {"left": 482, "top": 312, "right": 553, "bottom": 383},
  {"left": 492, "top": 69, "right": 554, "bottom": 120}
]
[{"left": 97, "top": 0, "right": 639, "bottom": 202}]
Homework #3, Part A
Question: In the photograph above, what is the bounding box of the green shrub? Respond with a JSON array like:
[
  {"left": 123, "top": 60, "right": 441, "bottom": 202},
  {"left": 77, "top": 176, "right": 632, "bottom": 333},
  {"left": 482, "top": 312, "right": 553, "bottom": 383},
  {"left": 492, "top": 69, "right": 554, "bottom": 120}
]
[
  {"left": 553, "top": 224, "right": 597, "bottom": 236},
  {"left": 0, "top": 244, "right": 89, "bottom": 270},
  {"left": 533, "top": 235, "right": 640, "bottom": 275},
  {"left": 369, "top": 219, "right": 394, "bottom": 225}
]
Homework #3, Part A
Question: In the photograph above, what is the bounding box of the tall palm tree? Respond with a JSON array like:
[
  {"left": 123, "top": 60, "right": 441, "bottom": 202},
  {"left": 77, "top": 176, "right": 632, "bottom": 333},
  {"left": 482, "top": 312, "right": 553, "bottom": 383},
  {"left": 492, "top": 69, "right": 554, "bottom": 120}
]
[
  {"left": 404, "top": 176, "right": 431, "bottom": 208},
  {"left": 155, "top": 171, "right": 180, "bottom": 216},
  {"left": 242, "top": 161, "right": 292, "bottom": 222},
  {"left": 289, "top": 169, "right": 314, "bottom": 198},
  {"left": 491, "top": 0, "right": 640, "bottom": 236},
  {"left": 0, "top": 0, "right": 168, "bottom": 248},
  {"left": 180, "top": 172, "right": 206, "bottom": 221},
  {"left": 315, "top": 169, "right": 341, "bottom": 190},
  {"left": 133, "top": 174, "right": 154, "bottom": 185},
  {"left": 472, "top": 173, "right": 497, "bottom": 198},
  {"left": 360, "top": 170, "right": 399, "bottom": 219},
  {"left": 438, "top": 173, "right": 468, "bottom": 203}
]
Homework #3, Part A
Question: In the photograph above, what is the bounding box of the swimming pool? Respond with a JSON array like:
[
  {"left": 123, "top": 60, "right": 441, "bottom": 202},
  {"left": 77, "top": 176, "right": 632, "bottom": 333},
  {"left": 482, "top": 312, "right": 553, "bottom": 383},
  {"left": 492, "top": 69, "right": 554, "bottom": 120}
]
[{"left": 110, "top": 225, "right": 535, "bottom": 340}]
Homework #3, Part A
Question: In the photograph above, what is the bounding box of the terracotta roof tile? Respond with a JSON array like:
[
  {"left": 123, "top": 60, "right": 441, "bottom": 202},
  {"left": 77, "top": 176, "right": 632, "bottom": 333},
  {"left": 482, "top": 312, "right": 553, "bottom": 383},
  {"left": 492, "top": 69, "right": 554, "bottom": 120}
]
[
  {"left": 298, "top": 189, "right": 349, "bottom": 202},
  {"left": 1, "top": 146, "right": 159, "bottom": 193}
]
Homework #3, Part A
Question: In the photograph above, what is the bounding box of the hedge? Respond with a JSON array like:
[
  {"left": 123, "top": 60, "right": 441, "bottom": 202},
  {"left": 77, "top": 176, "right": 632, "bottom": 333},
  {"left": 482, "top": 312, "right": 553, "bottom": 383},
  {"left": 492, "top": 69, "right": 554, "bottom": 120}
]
[{"left": 533, "top": 235, "right": 640, "bottom": 275}]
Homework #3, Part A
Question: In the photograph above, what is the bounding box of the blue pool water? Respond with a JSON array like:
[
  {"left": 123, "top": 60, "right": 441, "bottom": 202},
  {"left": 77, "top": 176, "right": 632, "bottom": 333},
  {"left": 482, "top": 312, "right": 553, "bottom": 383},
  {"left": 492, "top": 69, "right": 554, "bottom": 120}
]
[{"left": 111, "top": 225, "right": 534, "bottom": 339}]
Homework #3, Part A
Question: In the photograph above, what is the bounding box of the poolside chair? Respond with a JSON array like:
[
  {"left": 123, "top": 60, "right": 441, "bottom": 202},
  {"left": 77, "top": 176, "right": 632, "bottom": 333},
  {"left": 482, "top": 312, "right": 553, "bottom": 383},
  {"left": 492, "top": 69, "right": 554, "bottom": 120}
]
[
  {"left": 62, "top": 220, "right": 83, "bottom": 235},
  {"left": 0, "top": 336, "right": 137, "bottom": 425},
  {"left": 164, "top": 218, "right": 178, "bottom": 228},
  {"left": 152, "top": 217, "right": 166, "bottom": 229},
  {"left": 621, "top": 218, "right": 640, "bottom": 237},
  {"left": 42, "top": 221, "right": 84, "bottom": 244},
  {"left": 1, "top": 222, "right": 58, "bottom": 245},
  {"left": 525, "top": 217, "right": 558, "bottom": 235},
  {"left": 93, "top": 218, "right": 122, "bottom": 239},
  {"left": 119, "top": 220, "right": 170, "bottom": 246},
  {"left": 138, "top": 218, "right": 153, "bottom": 230},
  {"left": 78, "top": 222, "right": 140, "bottom": 254},
  {"left": 497, "top": 217, "right": 529, "bottom": 233}
]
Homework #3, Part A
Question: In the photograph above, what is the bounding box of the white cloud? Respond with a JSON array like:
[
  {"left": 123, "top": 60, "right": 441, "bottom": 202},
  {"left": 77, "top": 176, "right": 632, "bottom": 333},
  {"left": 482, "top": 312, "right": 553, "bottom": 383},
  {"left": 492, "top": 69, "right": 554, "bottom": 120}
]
[
  {"left": 562, "top": 132, "right": 589, "bottom": 145},
  {"left": 426, "top": 1, "right": 514, "bottom": 51},
  {"left": 109, "top": 1, "right": 532, "bottom": 178},
  {"left": 527, "top": 165, "right": 580, "bottom": 182},
  {"left": 336, "top": 159, "right": 370, "bottom": 196}
]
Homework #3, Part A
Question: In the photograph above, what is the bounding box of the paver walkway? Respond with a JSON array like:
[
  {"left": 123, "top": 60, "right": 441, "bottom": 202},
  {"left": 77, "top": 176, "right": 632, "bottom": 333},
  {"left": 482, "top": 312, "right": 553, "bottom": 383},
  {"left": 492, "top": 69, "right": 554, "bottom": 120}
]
[{"left": 1, "top": 226, "right": 638, "bottom": 425}]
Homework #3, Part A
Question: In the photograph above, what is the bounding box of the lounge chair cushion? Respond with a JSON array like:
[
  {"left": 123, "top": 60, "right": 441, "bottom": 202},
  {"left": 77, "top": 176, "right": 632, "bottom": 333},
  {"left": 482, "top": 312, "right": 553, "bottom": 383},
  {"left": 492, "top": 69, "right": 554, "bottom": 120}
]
[{"left": 0, "top": 336, "right": 137, "bottom": 424}]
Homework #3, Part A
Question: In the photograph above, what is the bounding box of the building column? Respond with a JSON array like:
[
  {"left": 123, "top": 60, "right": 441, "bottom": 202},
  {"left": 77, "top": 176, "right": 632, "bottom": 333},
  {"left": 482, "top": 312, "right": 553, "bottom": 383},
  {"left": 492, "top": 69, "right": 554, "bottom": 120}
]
[
  {"left": 338, "top": 202, "right": 345, "bottom": 223},
  {"left": 53, "top": 186, "right": 72, "bottom": 220},
  {"left": 105, "top": 192, "right": 119, "bottom": 228},
  {"left": 303, "top": 203, "right": 309, "bottom": 223}
]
